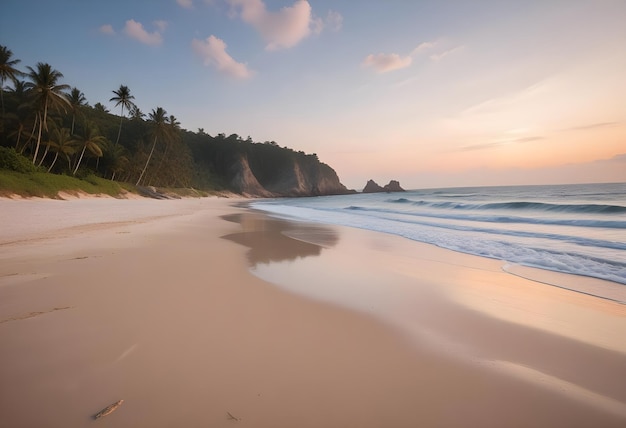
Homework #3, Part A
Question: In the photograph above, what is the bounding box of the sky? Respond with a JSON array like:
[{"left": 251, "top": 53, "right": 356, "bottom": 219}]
[{"left": 1, "top": 0, "right": 625, "bottom": 190}]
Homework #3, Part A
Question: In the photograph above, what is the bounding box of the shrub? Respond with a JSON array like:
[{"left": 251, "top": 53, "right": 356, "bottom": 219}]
[{"left": 0, "top": 147, "right": 38, "bottom": 173}]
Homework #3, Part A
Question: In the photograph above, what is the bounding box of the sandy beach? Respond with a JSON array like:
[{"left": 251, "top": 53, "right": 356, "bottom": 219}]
[{"left": 1, "top": 196, "right": 625, "bottom": 428}]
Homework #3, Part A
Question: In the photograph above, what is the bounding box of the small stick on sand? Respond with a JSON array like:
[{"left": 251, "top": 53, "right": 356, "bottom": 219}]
[
  {"left": 94, "top": 400, "right": 124, "bottom": 419},
  {"left": 227, "top": 411, "right": 241, "bottom": 421}
]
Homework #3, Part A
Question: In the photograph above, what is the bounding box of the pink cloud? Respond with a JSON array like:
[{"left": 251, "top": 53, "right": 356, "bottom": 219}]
[
  {"left": 99, "top": 24, "right": 115, "bottom": 35},
  {"left": 192, "top": 35, "right": 254, "bottom": 79},
  {"left": 124, "top": 19, "right": 163, "bottom": 46},
  {"left": 362, "top": 53, "right": 412, "bottom": 73},
  {"left": 176, "top": 0, "right": 194, "bottom": 8},
  {"left": 227, "top": 0, "right": 313, "bottom": 50}
]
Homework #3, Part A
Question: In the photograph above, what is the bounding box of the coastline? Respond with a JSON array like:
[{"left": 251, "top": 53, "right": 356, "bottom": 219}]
[{"left": 0, "top": 197, "right": 625, "bottom": 427}]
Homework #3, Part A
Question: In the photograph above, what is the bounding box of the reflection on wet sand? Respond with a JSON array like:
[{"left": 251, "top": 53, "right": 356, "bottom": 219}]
[{"left": 221, "top": 212, "right": 339, "bottom": 265}]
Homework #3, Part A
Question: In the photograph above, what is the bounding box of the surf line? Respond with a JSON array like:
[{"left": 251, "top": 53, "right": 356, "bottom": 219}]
[{"left": 500, "top": 262, "right": 626, "bottom": 305}]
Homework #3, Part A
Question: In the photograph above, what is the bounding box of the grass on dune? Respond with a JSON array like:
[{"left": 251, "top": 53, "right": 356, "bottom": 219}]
[{"left": 0, "top": 169, "right": 136, "bottom": 199}]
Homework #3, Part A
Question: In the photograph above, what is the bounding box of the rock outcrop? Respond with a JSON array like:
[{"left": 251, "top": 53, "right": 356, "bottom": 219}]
[
  {"left": 229, "top": 153, "right": 354, "bottom": 197},
  {"left": 230, "top": 154, "right": 275, "bottom": 197},
  {"left": 362, "top": 179, "right": 385, "bottom": 193},
  {"left": 362, "top": 179, "right": 405, "bottom": 193},
  {"left": 383, "top": 180, "right": 405, "bottom": 192}
]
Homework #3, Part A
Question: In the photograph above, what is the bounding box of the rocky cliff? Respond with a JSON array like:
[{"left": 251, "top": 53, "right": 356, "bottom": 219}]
[
  {"left": 230, "top": 153, "right": 353, "bottom": 197},
  {"left": 362, "top": 179, "right": 406, "bottom": 193}
]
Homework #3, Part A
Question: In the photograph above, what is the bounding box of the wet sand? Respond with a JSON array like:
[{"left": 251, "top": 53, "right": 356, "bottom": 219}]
[{"left": 0, "top": 197, "right": 625, "bottom": 427}]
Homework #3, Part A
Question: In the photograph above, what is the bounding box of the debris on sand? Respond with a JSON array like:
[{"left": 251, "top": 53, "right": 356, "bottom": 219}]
[{"left": 94, "top": 400, "right": 124, "bottom": 419}]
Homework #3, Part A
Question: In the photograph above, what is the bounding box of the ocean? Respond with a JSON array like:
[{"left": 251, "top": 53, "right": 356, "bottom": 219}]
[{"left": 251, "top": 182, "right": 626, "bottom": 302}]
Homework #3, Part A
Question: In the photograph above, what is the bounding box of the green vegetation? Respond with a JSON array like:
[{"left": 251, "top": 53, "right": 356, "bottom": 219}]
[
  {"left": 0, "top": 44, "right": 333, "bottom": 198},
  {"left": 0, "top": 169, "right": 131, "bottom": 199}
]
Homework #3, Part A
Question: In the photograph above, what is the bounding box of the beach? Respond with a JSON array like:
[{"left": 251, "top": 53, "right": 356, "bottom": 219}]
[{"left": 1, "top": 196, "right": 625, "bottom": 427}]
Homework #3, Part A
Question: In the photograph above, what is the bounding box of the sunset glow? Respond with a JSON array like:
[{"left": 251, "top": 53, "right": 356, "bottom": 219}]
[{"left": 2, "top": 0, "right": 624, "bottom": 189}]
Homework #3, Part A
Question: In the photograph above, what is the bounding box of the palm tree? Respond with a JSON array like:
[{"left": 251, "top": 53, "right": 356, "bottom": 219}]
[
  {"left": 109, "top": 84, "right": 135, "bottom": 147},
  {"left": 68, "top": 87, "right": 87, "bottom": 134},
  {"left": 129, "top": 105, "right": 145, "bottom": 121},
  {"left": 101, "top": 140, "right": 129, "bottom": 180},
  {"left": 93, "top": 102, "right": 109, "bottom": 113},
  {"left": 149, "top": 114, "right": 181, "bottom": 185},
  {"left": 4, "top": 80, "right": 33, "bottom": 151},
  {"left": 47, "top": 126, "right": 76, "bottom": 172},
  {"left": 73, "top": 122, "right": 105, "bottom": 175},
  {"left": 25, "top": 62, "right": 70, "bottom": 164},
  {"left": 0, "top": 45, "right": 23, "bottom": 117},
  {"left": 136, "top": 107, "right": 168, "bottom": 185}
]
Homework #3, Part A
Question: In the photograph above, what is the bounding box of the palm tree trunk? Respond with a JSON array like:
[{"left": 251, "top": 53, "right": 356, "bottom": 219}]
[
  {"left": 32, "top": 112, "right": 44, "bottom": 164},
  {"left": 33, "top": 101, "right": 49, "bottom": 164},
  {"left": 0, "top": 81, "right": 5, "bottom": 118},
  {"left": 21, "top": 116, "right": 38, "bottom": 154},
  {"left": 14, "top": 126, "right": 23, "bottom": 150},
  {"left": 73, "top": 144, "right": 87, "bottom": 176},
  {"left": 37, "top": 142, "right": 50, "bottom": 167},
  {"left": 48, "top": 152, "right": 59, "bottom": 172},
  {"left": 136, "top": 136, "right": 157, "bottom": 186},
  {"left": 114, "top": 106, "right": 124, "bottom": 147}
]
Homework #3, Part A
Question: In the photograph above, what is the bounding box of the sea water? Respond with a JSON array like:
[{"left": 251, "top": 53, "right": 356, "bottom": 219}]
[{"left": 251, "top": 182, "right": 626, "bottom": 299}]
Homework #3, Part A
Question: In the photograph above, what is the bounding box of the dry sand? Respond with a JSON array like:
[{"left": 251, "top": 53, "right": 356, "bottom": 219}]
[{"left": 0, "top": 196, "right": 625, "bottom": 427}]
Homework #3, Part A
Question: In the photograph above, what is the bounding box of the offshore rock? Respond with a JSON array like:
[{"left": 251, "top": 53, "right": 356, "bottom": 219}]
[
  {"left": 363, "top": 179, "right": 405, "bottom": 193},
  {"left": 363, "top": 179, "right": 385, "bottom": 193},
  {"left": 383, "top": 180, "right": 405, "bottom": 192}
]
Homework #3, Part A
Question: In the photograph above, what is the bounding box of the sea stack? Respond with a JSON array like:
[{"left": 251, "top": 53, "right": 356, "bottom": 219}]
[{"left": 362, "top": 179, "right": 405, "bottom": 193}]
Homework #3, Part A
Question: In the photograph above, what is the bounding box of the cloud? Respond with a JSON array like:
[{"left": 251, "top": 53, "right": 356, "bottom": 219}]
[
  {"left": 153, "top": 20, "right": 168, "bottom": 32},
  {"left": 566, "top": 122, "right": 619, "bottom": 132},
  {"left": 177, "top": 0, "right": 194, "bottom": 8},
  {"left": 608, "top": 153, "right": 626, "bottom": 162},
  {"left": 227, "top": 0, "right": 319, "bottom": 50},
  {"left": 124, "top": 19, "right": 164, "bottom": 45},
  {"left": 325, "top": 10, "right": 343, "bottom": 32},
  {"left": 192, "top": 35, "right": 254, "bottom": 79},
  {"left": 362, "top": 53, "right": 412, "bottom": 73},
  {"left": 410, "top": 41, "right": 436, "bottom": 56},
  {"left": 459, "top": 136, "right": 543, "bottom": 151},
  {"left": 363, "top": 40, "right": 439, "bottom": 74},
  {"left": 430, "top": 46, "right": 463, "bottom": 62},
  {"left": 311, "top": 9, "right": 342, "bottom": 35},
  {"left": 99, "top": 24, "right": 115, "bottom": 35}
]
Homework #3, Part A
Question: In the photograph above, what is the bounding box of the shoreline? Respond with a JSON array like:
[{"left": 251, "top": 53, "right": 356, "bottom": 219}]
[{"left": 0, "top": 197, "right": 625, "bottom": 427}]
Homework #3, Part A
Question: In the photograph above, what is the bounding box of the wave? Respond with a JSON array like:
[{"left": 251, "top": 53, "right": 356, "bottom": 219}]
[
  {"left": 347, "top": 205, "right": 626, "bottom": 229},
  {"left": 345, "top": 207, "right": 626, "bottom": 251},
  {"left": 251, "top": 202, "right": 626, "bottom": 287},
  {"left": 386, "top": 198, "right": 626, "bottom": 215}
]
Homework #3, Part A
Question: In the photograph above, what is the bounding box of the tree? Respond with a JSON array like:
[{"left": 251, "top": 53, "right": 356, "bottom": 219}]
[
  {"left": 93, "top": 102, "right": 109, "bottom": 113},
  {"left": 101, "top": 140, "right": 129, "bottom": 181},
  {"left": 73, "top": 122, "right": 105, "bottom": 175},
  {"left": 68, "top": 87, "right": 87, "bottom": 134},
  {"left": 109, "top": 84, "right": 135, "bottom": 147},
  {"left": 148, "top": 114, "right": 181, "bottom": 185},
  {"left": 4, "top": 80, "right": 34, "bottom": 151},
  {"left": 0, "top": 45, "right": 23, "bottom": 118},
  {"left": 25, "top": 62, "right": 70, "bottom": 164},
  {"left": 47, "top": 126, "right": 76, "bottom": 172},
  {"left": 129, "top": 105, "right": 145, "bottom": 121},
  {"left": 136, "top": 107, "right": 167, "bottom": 185}
]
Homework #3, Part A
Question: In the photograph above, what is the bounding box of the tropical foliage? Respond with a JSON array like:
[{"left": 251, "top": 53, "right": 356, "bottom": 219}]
[{"left": 0, "top": 44, "right": 329, "bottom": 193}]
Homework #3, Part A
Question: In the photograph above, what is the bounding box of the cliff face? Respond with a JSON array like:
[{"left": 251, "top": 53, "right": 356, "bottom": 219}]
[
  {"left": 230, "top": 153, "right": 353, "bottom": 197},
  {"left": 229, "top": 154, "right": 275, "bottom": 197}
]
